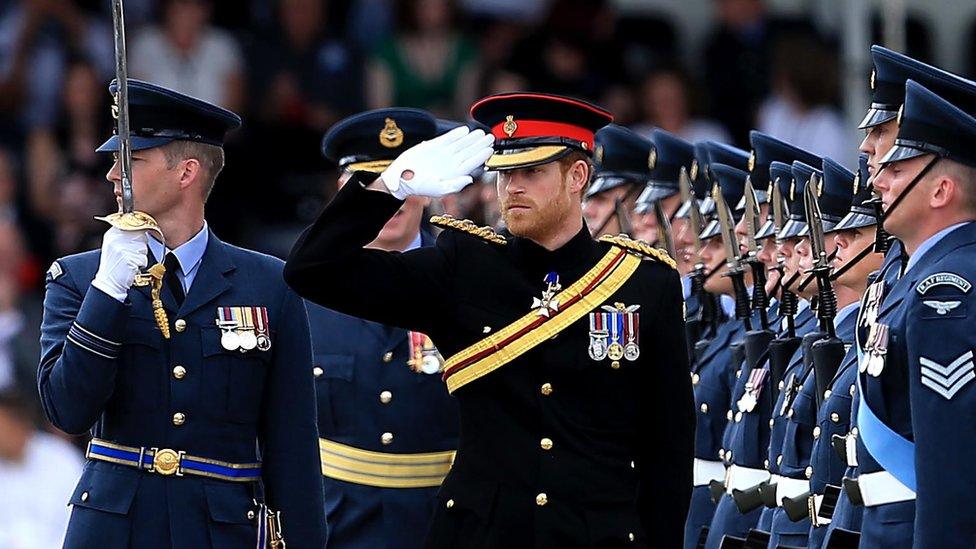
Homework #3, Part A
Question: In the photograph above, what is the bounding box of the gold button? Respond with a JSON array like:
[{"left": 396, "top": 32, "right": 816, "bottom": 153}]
[
  {"left": 313, "top": 366, "right": 324, "bottom": 377},
  {"left": 831, "top": 412, "right": 841, "bottom": 423},
  {"left": 175, "top": 319, "right": 186, "bottom": 332},
  {"left": 769, "top": 418, "right": 775, "bottom": 428},
  {"left": 735, "top": 412, "right": 743, "bottom": 422},
  {"left": 247, "top": 510, "right": 255, "bottom": 520},
  {"left": 824, "top": 389, "right": 832, "bottom": 399},
  {"left": 172, "top": 365, "right": 186, "bottom": 380},
  {"left": 446, "top": 499, "right": 455, "bottom": 509},
  {"left": 630, "top": 461, "right": 635, "bottom": 469},
  {"left": 787, "top": 409, "right": 794, "bottom": 418},
  {"left": 536, "top": 493, "right": 548, "bottom": 506},
  {"left": 776, "top": 455, "right": 783, "bottom": 466},
  {"left": 629, "top": 532, "right": 635, "bottom": 542},
  {"left": 805, "top": 466, "right": 813, "bottom": 479},
  {"left": 726, "top": 410, "right": 733, "bottom": 421},
  {"left": 813, "top": 426, "right": 822, "bottom": 439},
  {"left": 541, "top": 383, "right": 553, "bottom": 396},
  {"left": 172, "top": 412, "right": 186, "bottom": 426},
  {"left": 850, "top": 384, "right": 856, "bottom": 396},
  {"left": 383, "top": 352, "right": 393, "bottom": 363},
  {"left": 700, "top": 403, "right": 709, "bottom": 414},
  {"left": 851, "top": 427, "right": 859, "bottom": 437},
  {"left": 380, "top": 391, "right": 393, "bottom": 404},
  {"left": 80, "top": 491, "right": 89, "bottom": 502},
  {"left": 719, "top": 449, "right": 725, "bottom": 460},
  {"left": 540, "top": 438, "right": 553, "bottom": 451},
  {"left": 381, "top": 432, "right": 394, "bottom": 445},
  {"left": 778, "top": 381, "right": 785, "bottom": 390},
  {"left": 610, "top": 361, "right": 621, "bottom": 370},
  {"left": 692, "top": 373, "right": 700, "bottom": 385},
  {"left": 764, "top": 459, "right": 770, "bottom": 468},
  {"left": 736, "top": 369, "right": 742, "bottom": 379}
]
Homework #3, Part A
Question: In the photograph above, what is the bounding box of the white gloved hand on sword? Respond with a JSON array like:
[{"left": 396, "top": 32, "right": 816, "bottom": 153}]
[{"left": 379, "top": 126, "right": 495, "bottom": 200}]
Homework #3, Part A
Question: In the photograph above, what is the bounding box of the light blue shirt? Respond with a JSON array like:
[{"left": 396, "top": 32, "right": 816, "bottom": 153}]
[
  {"left": 904, "top": 221, "right": 972, "bottom": 275},
  {"left": 148, "top": 222, "right": 209, "bottom": 294},
  {"left": 681, "top": 274, "right": 692, "bottom": 301},
  {"left": 835, "top": 301, "right": 859, "bottom": 329},
  {"left": 404, "top": 232, "right": 422, "bottom": 252}
]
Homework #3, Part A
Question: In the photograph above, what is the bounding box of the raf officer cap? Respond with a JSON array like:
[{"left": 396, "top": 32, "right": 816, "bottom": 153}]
[
  {"left": 676, "top": 142, "right": 716, "bottom": 219},
  {"left": 880, "top": 80, "right": 976, "bottom": 169},
  {"left": 746, "top": 131, "right": 822, "bottom": 205},
  {"left": 833, "top": 154, "right": 876, "bottom": 232},
  {"left": 800, "top": 157, "right": 856, "bottom": 234},
  {"left": 860, "top": 45, "right": 976, "bottom": 129},
  {"left": 470, "top": 92, "right": 613, "bottom": 171},
  {"left": 585, "top": 124, "right": 653, "bottom": 199},
  {"left": 322, "top": 108, "right": 438, "bottom": 173},
  {"left": 635, "top": 129, "right": 695, "bottom": 211},
  {"left": 97, "top": 79, "right": 241, "bottom": 153},
  {"left": 755, "top": 160, "right": 797, "bottom": 240},
  {"left": 779, "top": 161, "right": 821, "bottom": 239},
  {"left": 699, "top": 163, "right": 747, "bottom": 241}
]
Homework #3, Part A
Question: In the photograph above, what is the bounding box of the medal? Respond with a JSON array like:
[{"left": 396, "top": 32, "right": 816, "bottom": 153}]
[
  {"left": 421, "top": 353, "right": 442, "bottom": 374},
  {"left": 216, "top": 307, "right": 242, "bottom": 351},
  {"left": 588, "top": 312, "right": 609, "bottom": 360},
  {"left": 255, "top": 306, "right": 272, "bottom": 351},
  {"left": 239, "top": 330, "right": 257, "bottom": 351},
  {"left": 221, "top": 329, "right": 240, "bottom": 351},
  {"left": 738, "top": 393, "right": 757, "bottom": 413},
  {"left": 623, "top": 307, "right": 640, "bottom": 361},
  {"left": 588, "top": 303, "right": 641, "bottom": 365},
  {"left": 408, "top": 331, "right": 443, "bottom": 374},
  {"left": 608, "top": 342, "right": 625, "bottom": 361},
  {"left": 532, "top": 272, "right": 561, "bottom": 317}
]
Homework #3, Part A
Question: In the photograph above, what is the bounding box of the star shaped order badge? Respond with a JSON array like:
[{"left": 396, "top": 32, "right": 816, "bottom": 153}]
[{"left": 532, "top": 272, "right": 561, "bottom": 317}]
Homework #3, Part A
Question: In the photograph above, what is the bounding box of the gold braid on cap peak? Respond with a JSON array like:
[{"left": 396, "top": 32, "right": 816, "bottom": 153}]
[
  {"left": 430, "top": 215, "right": 507, "bottom": 245},
  {"left": 598, "top": 234, "right": 677, "bottom": 269}
]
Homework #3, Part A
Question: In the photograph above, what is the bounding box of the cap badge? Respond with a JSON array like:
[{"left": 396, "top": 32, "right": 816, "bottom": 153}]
[
  {"left": 853, "top": 171, "right": 861, "bottom": 195},
  {"left": 111, "top": 92, "right": 120, "bottom": 120},
  {"left": 595, "top": 145, "right": 604, "bottom": 164},
  {"left": 690, "top": 159, "right": 699, "bottom": 181},
  {"left": 648, "top": 147, "right": 657, "bottom": 170},
  {"left": 870, "top": 68, "right": 877, "bottom": 91},
  {"left": 790, "top": 180, "right": 796, "bottom": 201},
  {"left": 503, "top": 115, "right": 518, "bottom": 137},
  {"left": 816, "top": 176, "right": 824, "bottom": 197},
  {"left": 380, "top": 118, "right": 405, "bottom": 148},
  {"left": 748, "top": 150, "right": 756, "bottom": 172},
  {"left": 896, "top": 104, "right": 904, "bottom": 127}
]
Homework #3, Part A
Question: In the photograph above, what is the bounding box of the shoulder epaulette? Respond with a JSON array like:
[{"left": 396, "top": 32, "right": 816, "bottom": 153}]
[
  {"left": 430, "top": 215, "right": 507, "bottom": 245},
  {"left": 599, "top": 234, "right": 677, "bottom": 269}
]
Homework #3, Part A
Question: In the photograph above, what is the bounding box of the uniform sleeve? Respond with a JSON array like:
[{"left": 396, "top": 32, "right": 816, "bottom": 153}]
[
  {"left": 905, "top": 279, "right": 976, "bottom": 549},
  {"left": 284, "top": 173, "right": 455, "bottom": 334},
  {"left": 637, "top": 268, "right": 693, "bottom": 545},
  {"left": 259, "top": 288, "right": 328, "bottom": 547},
  {"left": 37, "top": 264, "right": 131, "bottom": 434}
]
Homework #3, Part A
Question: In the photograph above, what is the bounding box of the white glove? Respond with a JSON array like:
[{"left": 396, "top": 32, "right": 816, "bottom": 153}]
[
  {"left": 92, "top": 227, "right": 150, "bottom": 302},
  {"left": 380, "top": 126, "right": 495, "bottom": 200}
]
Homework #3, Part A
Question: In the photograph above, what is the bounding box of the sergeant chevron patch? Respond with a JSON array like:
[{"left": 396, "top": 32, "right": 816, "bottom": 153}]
[{"left": 919, "top": 351, "right": 976, "bottom": 400}]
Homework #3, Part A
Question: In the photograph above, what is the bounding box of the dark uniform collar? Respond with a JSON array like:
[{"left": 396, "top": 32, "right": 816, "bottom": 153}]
[{"left": 509, "top": 223, "right": 599, "bottom": 275}]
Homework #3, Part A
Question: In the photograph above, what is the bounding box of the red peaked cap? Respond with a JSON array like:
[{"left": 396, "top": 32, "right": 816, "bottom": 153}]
[{"left": 470, "top": 92, "right": 613, "bottom": 170}]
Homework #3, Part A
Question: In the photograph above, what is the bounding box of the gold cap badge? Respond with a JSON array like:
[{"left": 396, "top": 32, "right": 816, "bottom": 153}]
[
  {"left": 853, "top": 171, "right": 861, "bottom": 195},
  {"left": 648, "top": 147, "right": 657, "bottom": 170},
  {"left": 503, "top": 115, "right": 517, "bottom": 137},
  {"left": 870, "top": 68, "right": 877, "bottom": 91},
  {"left": 380, "top": 118, "right": 404, "bottom": 148},
  {"left": 690, "top": 159, "right": 699, "bottom": 181},
  {"left": 595, "top": 145, "right": 604, "bottom": 164},
  {"left": 748, "top": 150, "right": 756, "bottom": 172}
]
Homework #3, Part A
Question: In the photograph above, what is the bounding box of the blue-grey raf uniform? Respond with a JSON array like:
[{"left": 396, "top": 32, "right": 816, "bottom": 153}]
[
  {"left": 37, "top": 80, "right": 327, "bottom": 548},
  {"left": 311, "top": 108, "right": 459, "bottom": 548},
  {"left": 854, "top": 80, "right": 976, "bottom": 549}
]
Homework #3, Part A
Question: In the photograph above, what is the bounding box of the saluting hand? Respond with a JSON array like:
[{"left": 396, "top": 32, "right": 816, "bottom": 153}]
[
  {"left": 379, "top": 126, "right": 494, "bottom": 200},
  {"left": 92, "top": 227, "right": 150, "bottom": 302}
]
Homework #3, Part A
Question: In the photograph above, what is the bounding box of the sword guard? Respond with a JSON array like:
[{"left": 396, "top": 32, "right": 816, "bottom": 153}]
[{"left": 95, "top": 211, "right": 165, "bottom": 241}]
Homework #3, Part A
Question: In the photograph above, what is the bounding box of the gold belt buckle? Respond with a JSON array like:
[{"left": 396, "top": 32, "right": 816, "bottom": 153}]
[{"left": 151, "top": 447, "right": 184, "bottom": 476}]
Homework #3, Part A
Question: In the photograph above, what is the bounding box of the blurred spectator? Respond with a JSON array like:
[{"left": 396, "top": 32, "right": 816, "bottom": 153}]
[
  {"left": 130, "top": 0, "right": 245, "bottom": 111},
  {"left": 367, "top": 0, "right": 479, "bottom": 118},
  {"left": 0, "top": 227, "right": 26, "bottom": 391},
  {"left": 701, "top": 0, "right": 812, "bottom": 146},
  {"left": 757, "top": 34, "right": 855, "bottom": 165},
  {"left": 0, "top": 0, "right": 112, "bottom": 140},
  {"left": 632, "top": 66, "right": 731, "bottom": 144},
  {"left": 0, "top": 389, "right": 83, "bottom": 549}
]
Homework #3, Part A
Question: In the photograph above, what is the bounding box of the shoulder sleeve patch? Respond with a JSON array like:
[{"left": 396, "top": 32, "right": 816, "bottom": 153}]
[
  {"left": 598, "top": 234, "right": 677, "bottom": 269},
  {"left": 916, "top": 272, "right": 972, "bottom": 295},
  {"left": 46, "top": 261, "right": 64, "bottom": 282},
  {"left": 430, "top": 215, "right": 507, "bottom": 245}
]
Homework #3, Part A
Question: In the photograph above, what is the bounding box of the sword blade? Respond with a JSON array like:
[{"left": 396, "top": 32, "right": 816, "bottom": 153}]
[{"left": 112, "top": 0, "right": 133, "bottom": 214}]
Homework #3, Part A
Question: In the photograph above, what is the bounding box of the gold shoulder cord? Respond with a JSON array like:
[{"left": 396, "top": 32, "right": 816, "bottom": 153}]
[
  {"left": 598, "top": 233, "right": 677, "bottom": 270},
  {"left": 429, "top": 215, "right": 507, "bottom": 245}
]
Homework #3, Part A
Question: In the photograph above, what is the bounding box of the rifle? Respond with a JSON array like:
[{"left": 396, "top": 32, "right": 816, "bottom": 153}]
[{"left": 713, "top": 184, "right": 752, "bottom": 331}]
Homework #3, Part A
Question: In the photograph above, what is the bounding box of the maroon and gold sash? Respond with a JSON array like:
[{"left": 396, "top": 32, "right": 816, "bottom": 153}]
[{"left": 443, "top": 246, "right": 642, "bottom": 393}]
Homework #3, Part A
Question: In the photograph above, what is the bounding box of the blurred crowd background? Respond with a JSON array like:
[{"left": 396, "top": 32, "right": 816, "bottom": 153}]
[{"left": 2, "top": 0, "right": 976, "bottom": 546}]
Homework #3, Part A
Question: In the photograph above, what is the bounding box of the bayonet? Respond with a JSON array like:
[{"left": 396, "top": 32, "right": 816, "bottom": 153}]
[
  {"left": 804, "top": 174, "right": 837, "bottom": 336},
  {"left": 772, "top": 178, "right": 797, "bottom": 336},
  {"left": 744, "top": 178, "right": 769, "bottom": 328},
  {"left": 713, "top": 183, "right": 752, "bottom": 330},
  {"left": 653, "top": 199, "right": 677, "bottom": 260}
]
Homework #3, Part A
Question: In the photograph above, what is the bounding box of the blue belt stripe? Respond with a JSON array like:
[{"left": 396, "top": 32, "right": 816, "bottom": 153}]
[{"left": 89, "top": 442, "right": 261, "bottom": 479}]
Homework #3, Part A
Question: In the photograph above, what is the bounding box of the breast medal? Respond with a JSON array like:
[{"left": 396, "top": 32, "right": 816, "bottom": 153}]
[
  {"left": 532, "top": 272, "right": 562, "bottom": 317},
  {"left": 408, "top": 331, "right": 444, "bottom": 374},
  {"left": 588, "top": 303, "right": 640, "bottom": 367},
  {"left": 216, "top": 306, "right": 241, "bottom": 351},
  {"left": 255, "top": 306, "right": 272, "bottom": 352}
]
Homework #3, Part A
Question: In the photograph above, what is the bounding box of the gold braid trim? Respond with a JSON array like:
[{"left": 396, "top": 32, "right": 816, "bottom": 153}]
[
  {"left": 429, "top": 215, "right": 507, "bottom": 245},
  {"left": 598, "top": 233, "right": 677, "bottom": 269}
]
